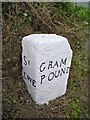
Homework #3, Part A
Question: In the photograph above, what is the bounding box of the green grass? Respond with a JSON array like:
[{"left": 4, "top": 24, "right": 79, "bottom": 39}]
[
  {"left": 53, "top": 2, "right": 89, "bottom": 24},
  {"left": 67, "top": 98, "right": 88, "bottom": 119}
]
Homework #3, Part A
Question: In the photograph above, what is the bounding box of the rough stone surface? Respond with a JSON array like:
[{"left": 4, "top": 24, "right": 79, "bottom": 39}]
[{"left": 22, "top": 34, "right": 73, "bottom": 105}]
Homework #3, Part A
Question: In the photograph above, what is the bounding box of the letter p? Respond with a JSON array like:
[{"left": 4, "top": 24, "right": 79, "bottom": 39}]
[{"left": 40, "top": 75, "right": 45, "bottom": 84}]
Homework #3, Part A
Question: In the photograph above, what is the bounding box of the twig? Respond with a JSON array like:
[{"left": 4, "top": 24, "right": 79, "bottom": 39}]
[
  {"left": 0, "top": 75, "right": 23, "bottom": 80},
  {"left": 5, "top": 13, "right": 14, "bottom": 19},
  {"left": 0, "top": 77, "right": 11, "bottom": 80}
]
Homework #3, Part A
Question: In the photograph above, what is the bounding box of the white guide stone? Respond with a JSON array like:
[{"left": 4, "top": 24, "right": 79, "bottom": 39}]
[{"left": 22, "top": 34, "right": 73, "bottom": 105}]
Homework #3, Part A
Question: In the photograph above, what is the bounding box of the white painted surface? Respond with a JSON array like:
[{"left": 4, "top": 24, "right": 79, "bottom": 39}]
[{"left": 22, "top": 34, "right": 73, "bottom": 105}]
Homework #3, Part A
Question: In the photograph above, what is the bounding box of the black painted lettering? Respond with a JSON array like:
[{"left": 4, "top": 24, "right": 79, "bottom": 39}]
[
  {"left": 53, "top": 61, "right": 59, "bottom": 68},
  {"left": 55, "top": 70, "right": 60, "bottom": 78},
  {"left": 48, "top": 72, "right": 54, "bottom": 81},
  {"left": 32, "top": 80, "right": 36, "bottom": 87},
  {"left": 40, "top": 75, "right": 45, "bottom": 84},
  {"left": 27, "top": 74, "right": 32, "bottom": 83},
  {"left": 24, "top": 56, "right": 27, "bottom": 65},
  {"left": 66, "top": 67, "right": 70, "bottom": 74},
  {"left": 61, "top": 58, "right": 67, "bottom": 65},
  {"left": 24, "top": 72, "right": 26, "bottom": 79},
  {"left": 61, "top": 68, "right": 66, "bottom": 74},
  {"left": 28, "top": 60, "right": 30, "bottom": 65},
  {"left": 48, "top": 61, "right": 53, "bottom": 69},
  {"left": 40, "top": 62, "right": 46, "bottom": 72},
  {"left": 23, "top": 56, "right": 30, "bottom": 65},
  {"left": 60, "top": 70, "right": 62, "bottom": 76}
]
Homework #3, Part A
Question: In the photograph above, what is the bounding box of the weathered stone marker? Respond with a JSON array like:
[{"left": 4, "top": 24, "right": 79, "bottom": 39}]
[{"left": 22, "top": 34, "right": 73, "bottom": 105}]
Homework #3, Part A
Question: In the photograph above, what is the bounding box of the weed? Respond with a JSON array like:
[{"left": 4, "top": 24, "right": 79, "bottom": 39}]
[
  {"left": 67, "top": 98, "right": 88, "bottom": 118},
  {"left": 53, "top": 2, "right": 89, "bottom": 24}
]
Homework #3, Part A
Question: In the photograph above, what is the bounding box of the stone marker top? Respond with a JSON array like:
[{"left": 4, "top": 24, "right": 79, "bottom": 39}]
[
  {"left": 22, "top": 34, "right": 71, "bottom": 53},
  {"left": 22, "top": 34, "right": 73, "bottom": 104}
]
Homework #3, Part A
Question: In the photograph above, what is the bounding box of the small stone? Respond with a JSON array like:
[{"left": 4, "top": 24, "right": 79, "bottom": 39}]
[
  {"left": 27, "top": 99, "right": 29, "bottom": 102},
  {"left": 26, "top": 99, "right": 29, "bottom": 104},
  {"left": 19, "top": 82, "right": 22, "bottom": 87},
  {"left": 12, "top": 66, "right": 18, "bottom": 72},
  {"left": 13, "top": 100, "right": 16, "bottom": 104},
  {"left": 20, "top": 97, "right": 23, "bottom": 100},
  {"left": 7, "top": 58, "right": 10, "bottom": 62},
  {"left": 3, "top": 89, "right": 5, "bottom": 92},
  {"left": 45, "top": 102, "right": 49, "bottom": 105},
  {"left": 23, "top": 13, "right": 28, "bottom": 17},
  {"left": 51, "top": 107, "right": 54, "bottom": 110}
]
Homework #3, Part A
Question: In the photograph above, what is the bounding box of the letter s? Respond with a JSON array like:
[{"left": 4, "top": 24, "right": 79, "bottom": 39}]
[{"left": 24, "top": 56, "right": 27, "bottom": 65}]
